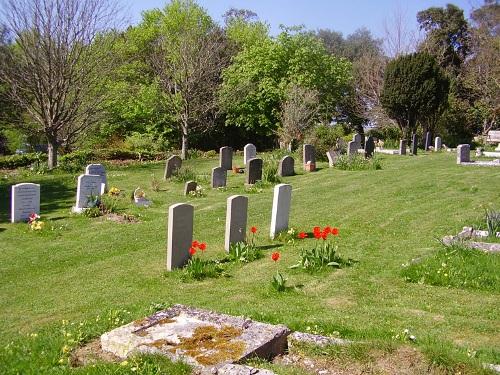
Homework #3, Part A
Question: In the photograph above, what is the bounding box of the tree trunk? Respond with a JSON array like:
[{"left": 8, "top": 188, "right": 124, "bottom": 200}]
[
  {"left": 181, "top": 131, "right": 188, "bottom": 160},
  {"left": 47, "top": 141, "right": 58, "bottom": 169}
]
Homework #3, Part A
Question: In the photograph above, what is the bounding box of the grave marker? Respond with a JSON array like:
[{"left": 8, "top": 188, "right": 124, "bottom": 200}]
[
  {"left": 435, "top": 136, "right": 442, "bottom": 151},
  {"left": 73, "top": 174, "right": 104, "bottom": 213},
  {"left": 270, "top": 184, "right": 292, "bottom": 239},
  {"left": 11, "top": 183, "right": 40, "bottom": 223},
  {"left": 211, "top": 167, "right": 227, "bottom": 188},
  {"left": 411, "top": 134, "right": 418, "bottom": 155},
  {"left": 164, "top": 155, "right": 182, "bottom": 179},
  {"left": 246, "top": 158, "right": 263, "bottom": 184},
  {"left": 184, "top": 181, "right": 197, "bottom": 196},
  {"left": 364, "top": 136, "right": 375, "bottom": 158},
  {"left": 353, "top": 133, "right": 362, "bottom": 148},
  {"left": 347, "top": 141, "right": 358, "bottom": 157},
  {"left": 399, "top": 140, "right": 407, "bottom": 155},
  {"left": 85, "top": 164, "right": 107, "bottom": 190},
  {"left": 278, "top": 155, "right": 294, "bottom": 176},
  {"left": 457, "top": 144, "right": 470, "bottom": 164},
  {"left": 326, "top": 149, "right": 340, "bottom": 167},
  {"left": 224, "top": 195, "right": 248, "bottom": 252},
  {"left": 219, "top": 146, "right": 232, "bottom": 170},
  {"left": 303, "top": 144, "right": 315, "bottom": 164},
  {"left": 424, "top": 131, "right": 431, "bottom": 151},
  {"left": 243, "top": 144, "right": 256, "bottom": 165},
  {"left": 166, "top": 203, "right": 194, "bottom": 271}
]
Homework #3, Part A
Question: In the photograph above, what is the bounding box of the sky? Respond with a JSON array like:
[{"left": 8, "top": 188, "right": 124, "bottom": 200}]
[{"left": 122, "top": 0, "right": 480, "bottom": 39}]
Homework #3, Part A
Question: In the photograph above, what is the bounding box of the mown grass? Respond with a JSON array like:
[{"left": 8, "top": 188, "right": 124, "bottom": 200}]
[{"left": 0, "top": 151, "right": 499, "bottom": 374}]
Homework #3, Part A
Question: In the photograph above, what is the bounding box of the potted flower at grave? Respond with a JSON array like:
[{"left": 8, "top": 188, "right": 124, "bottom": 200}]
[{"left": 133, "top": 187, "right": 151, "bottom": 207}]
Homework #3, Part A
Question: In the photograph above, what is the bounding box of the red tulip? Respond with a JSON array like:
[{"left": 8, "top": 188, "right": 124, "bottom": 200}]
[
  {"left": 251, "top": 226, "right": 257, "bottom": 234},
  {"left": 271, "top": 252, "right": 280, "bottom": 262},
  {"left": 199, "top": 242, "right": 207, "bottom": 251},
  {"left": 189, "top": 247, "right": 196, "bottom": 256}
]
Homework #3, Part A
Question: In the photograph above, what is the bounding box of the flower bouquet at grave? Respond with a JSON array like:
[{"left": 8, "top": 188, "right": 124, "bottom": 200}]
[
  {"left": 28, "top": 213, "right": 44, "bottom": 231},
  {"left": 133, "top": 187, "right": 151, "bottom": 207}
]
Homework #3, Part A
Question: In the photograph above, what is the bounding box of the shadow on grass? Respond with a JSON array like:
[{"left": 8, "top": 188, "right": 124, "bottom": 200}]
[
  {"left": 256, "top": 244, "right": 283, "bottom": 250},
  {"left": 0, "top": 176, "right": 74, "bottom": 223}
]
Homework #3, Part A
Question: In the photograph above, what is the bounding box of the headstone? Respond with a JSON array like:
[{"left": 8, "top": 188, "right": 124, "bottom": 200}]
[
  {"left": 243, "top": 143, "right": 256, "bottom": 165},
  {"left": 85, "top": 164, "right": 107, "bottom": 190},
  {"left": 219, "top": 146, "right": 232, "bottom": 170},
  {"left": 364, "top": 136, "right": 375, "bottom": 158},
  {"left": 457, "top": 144, "right": 471, "bottom": 164},
  {"left": 164, "top": 155, "right": 182, "bottom": 179},
  {"left": 245, "top": 158, "right": 263, "bottom": 185},
  {"left": 411, "top": 134, "right": 418, "bottom": 155},
  {"left": 353, "top": 133, "right": 362, "bottom": 148},
  {"left": 347, "top": 141, "right": 358, "bottom": 157},
  {"left": 278, "top": 155, "right": 295, "bottom": 176},
  {"left": 270, "top": 184, "right": 292, "bottom": 239},
  {"left": 224, "top": 195, "right": 248, "bottom": 252},
  {"left": 326, "top": 150, "right": 340, "bottom": 167},
  {"left": 211, "top": 167, "right": 227, "bottom": 188},
  {"left": 399, "top": 140, "right": 407, "bottom": 155},
  {"left": 73, "top": 174, "right": 104, "bottom": 212},
  {"left": 435, "top": 136, "right": 442, "bottom": 151},
  {"left": 166, "top": 203, "right": 194, "bottom": 271},
  {"left": 184, "top": 180, "right": 197, "bottom": 196},
  {"left": 424, "top": 132, "right": 431, "bottom": 151},
  {"left": 11, "top": 183, "right": 40, "bottom": 223},
  {"left": 303, "top": 144, "right": 315, "bottom": 164}
]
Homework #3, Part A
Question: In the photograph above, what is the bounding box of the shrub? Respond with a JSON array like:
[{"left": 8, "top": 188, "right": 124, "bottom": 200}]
[
  {"left": 204, "top": 150, "right": 217, "bottom": 158},
  {"left": 335, "top": 154, "right": 382, "bottom": 171},
  {"left": 58, "top": 150, "right": 94, "bottom": 172},
  {"left": 305, "top": 124, "right": 349, "bottom": 161},
  {"left": 366, "top": 125, "right": 402, "bottom": 146},
  {"left": 0, "top": 152, "right": 47, "bottom": 169}
]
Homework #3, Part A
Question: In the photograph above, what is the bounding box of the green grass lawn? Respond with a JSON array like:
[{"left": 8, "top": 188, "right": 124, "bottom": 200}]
[{"left": 0, "top": 151, "right": 499, "bottom": 374}]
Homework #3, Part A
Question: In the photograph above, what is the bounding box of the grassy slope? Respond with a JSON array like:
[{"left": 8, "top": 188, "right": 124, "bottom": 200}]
[{"left": 0, "top": 151, "right": 499, "bottom": 366}]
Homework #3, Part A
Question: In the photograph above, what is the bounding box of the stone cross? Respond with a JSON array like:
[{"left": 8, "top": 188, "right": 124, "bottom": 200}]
[
  {"left": 211, "top": 167, "right": 227, "bottom": 188},
  {"left": 164, "top": 155, "right": 182, "bottom": 179},
  {"left": 457, "top": 144, "right": 470, "bottom": 164},
  {"left": 245, "top": 158, "right": 263, "bottom": 185},
  {"left": 167, "top": 203, "right": 194, "bottom": 271},
  {"left": 364, "top": 136, "right": 375, "bottom": 158},
  {"left": 219, "top": 146, "right": 232, "bottom": 170},
  {"left": 411, "top": 134, "right": 418, "bottom": 155},
  {"left": 243, "top": 143, "right": 256, "bottom": 165},
  {"left": 278, "top": 155, "right": 294, "bottom": 176},
  {"left": 85, "top": 164, "right": 107, "bottom": 191},
  {"left": 303, "top": 144, "right": 315, "bottom": 164},
  {"left": 74, "top": 174, "right": 104, "bottom": 213},
  {"left": 270, "top": 184, "right": 292, "bottom": 239},
  {"left": 224, "top": 195, "right": 248, "bottom": 252},
  {"left": 347, "top": 141, "right": 358, "bottom": 158},
  {"left": 399, "top": 140, "right": 407, "bottom": 155},
  {"left": 435, "top": 137, "right": 442, "bottom": 151},
  {"left": 11, "top": 183, "right": 40, "bottom": 223},
  {"left": 424, "top": 132, "right": 431, "bottom": 151},
  {"left": 184, "top": 181, "right": 197, "bottom": 196}
]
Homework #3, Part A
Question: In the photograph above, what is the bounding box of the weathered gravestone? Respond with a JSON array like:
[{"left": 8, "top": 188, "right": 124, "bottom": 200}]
[
  {"left": 411, "top": 134, "right": 418, "bottom": 155},
  {"left": 167, "top": 203, "right": 194, "bottom": 271},
  {"left": 219, "top": 146, "right": 232, "bottom": 170},
  {"left": 424, "top": 132, "right": 432, "bottom": 151},
  {"left": 435, "top": 136, "right": 442, "bottom": 151},
  {"left": 245, "top": 158, "right": 263, "bottom": 185},
  {"left": 353, "top": 133, "right": 362, "bottom": 148},
  {"left": 457, "top": 144, "right": 471, "bottom": 164},
  {"left": 303, "top": 144, "right": 315, "bottom": 164},
  {"left": 270, "top": 184, "right": 292, "bottom": 239},
  {"left": 243, "top": 143, "right": 256, "bottom": 165},
  {"left": 278, "top": 155, "right": 295, "bottom": 176},
  {"left": 184, "top": 181, "right": 197, "bottom": 196},
  {"left": 399, "top": 140, "right": 407, "bottom": 155},
  {"left": 85, "top": 164, "right": 107, "bottom": 191},
  {"left": 364, "top": 136, "right": 375, "bottom": 158},
  {"left": 11, "top": 183, "right": 40, "bottom": 223},
  {"left": 164, "top": 155, "right": 182, "bottom": 179},
  {"left": 225, "top": 195, "right": 248, "bottom": 252},
  {"left": 347, "top": 141, "right": 358, "bottom": 158},
  {"left": 211, "top": 167, "right": 227, "bottom": 188},
  {"left": 326, "top": 149, "right": 340, "bottom": 167},
  {"left": 73, "top": 174, "right": 104, "bottom": 213}
]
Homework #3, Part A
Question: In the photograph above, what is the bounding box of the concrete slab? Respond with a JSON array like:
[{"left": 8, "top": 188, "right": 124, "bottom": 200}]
[{"left": 101, "top": 305, "right": 290, "bottom": 369}]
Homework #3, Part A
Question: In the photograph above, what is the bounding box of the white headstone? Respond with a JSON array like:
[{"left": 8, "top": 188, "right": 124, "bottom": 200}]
[
  {"left": 270, "top": 184, "right": 292, "bottom": 239},
  {"left": 11, "top": 183, "right": 40, "bottom": 223},
  {"left": 224, "top": 195, "right": 248, "bottom": 252},
  {"left": 435, "top": 137, "right": 442, "bottom": 151},
  {"left": 73, "top": 174, "right": 104, "bottom": 213},
  {"left": 243, "top": 144, "right": 256, "bottom": 165},
  {"left": 167, "top": 203, "right": 194, "bottom": 271},
  {"left": 85, "top": 164, "right": 107, "bottom": 190}
]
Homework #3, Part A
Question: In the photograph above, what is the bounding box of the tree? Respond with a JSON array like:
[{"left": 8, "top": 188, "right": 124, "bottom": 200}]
[
  {"left": 0, "top": 0, "right": 121, "bottom": 168},
  {"left": 135, "top": 0, "right": 230, "bottom": 159},
  {"left": 380, "top": 52, "right": 449, "bottom": 139},
  {"left": 220, "top": 28, "right": 352, "bottom": 138}
]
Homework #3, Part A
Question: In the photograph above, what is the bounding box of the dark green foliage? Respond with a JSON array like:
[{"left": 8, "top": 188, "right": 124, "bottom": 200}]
[
  {"left": 381, "top": 52, "right": 449, "bottom": 138},
  {"left": 0, "top": 152, "right": 47, "bottom": 169},
  {"left": 305, "top": 124, "right": 349, "bottom": 161}
]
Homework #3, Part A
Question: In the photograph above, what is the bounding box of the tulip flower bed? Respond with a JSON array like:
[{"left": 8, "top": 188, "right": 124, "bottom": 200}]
[{"left": 0, "top": 151, "right": 499, "bottom": 374}]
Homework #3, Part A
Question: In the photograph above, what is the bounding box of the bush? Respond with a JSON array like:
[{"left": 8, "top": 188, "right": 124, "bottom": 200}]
[
  {"left": 0, "top": 152, "right": 47, "bottom": 169},
  {"left": 58, "top": 150, "right": 94, "bottom": 172},
  {"left": 305, "top": 124, "right": 349, "bottom": 161},
  {"left": 335, "top": 154, "right": 382, "bottom": 171},
  {"left": 171, "top": 167, "right": 198, "bottom": 183},
  {"left": 366, "top": 125, "right": 402, "bottom": 147}
]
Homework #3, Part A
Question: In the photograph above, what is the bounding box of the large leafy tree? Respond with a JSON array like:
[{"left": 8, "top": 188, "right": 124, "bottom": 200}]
[
  {"left": 133, "top": 0, "right": 231, "bottom": 159},
  {"left": 380, "top": 52, "right": 449, "bottom": 139},
  {"left": 0, "top": 0, "right": 121, "bottom": 168},
  {"left": 219, "top": 28, "right": 352, "bottom": 138}
]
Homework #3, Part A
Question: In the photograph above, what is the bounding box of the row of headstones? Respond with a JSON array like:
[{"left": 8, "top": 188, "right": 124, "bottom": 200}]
[
  {"left": 10, "top": 164, "right": 108, "bottom": 222},
  {"left": 167, "top": 183, "right": 293, "bottom": 270}
]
